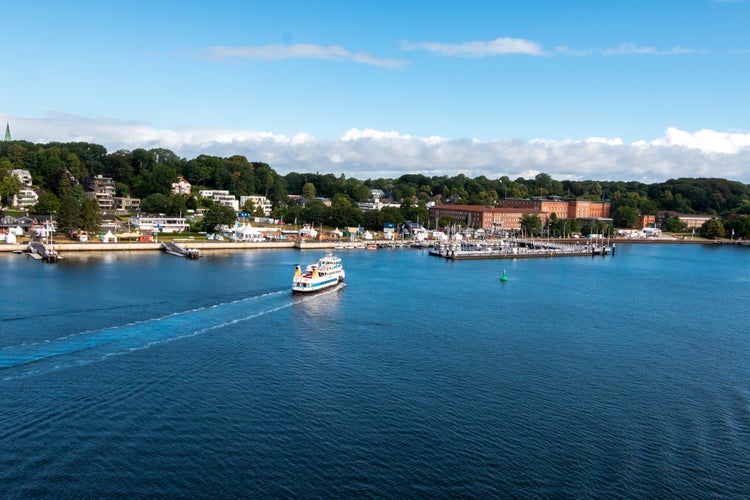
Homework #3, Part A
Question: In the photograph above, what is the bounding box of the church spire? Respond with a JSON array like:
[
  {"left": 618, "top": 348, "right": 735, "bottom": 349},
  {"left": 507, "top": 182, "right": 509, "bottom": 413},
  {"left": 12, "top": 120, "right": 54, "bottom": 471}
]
[{"left": 3, "top": 123, "right": 10, "bottom": 141}]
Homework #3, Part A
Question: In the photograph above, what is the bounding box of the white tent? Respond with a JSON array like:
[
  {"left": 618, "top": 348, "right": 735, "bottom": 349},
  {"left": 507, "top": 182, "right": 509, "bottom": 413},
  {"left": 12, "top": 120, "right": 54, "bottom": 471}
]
[
  {"left": 102, "top": 230, "right": 117, "bottom": 243},
  {"left": 299, "top": 225, "right": 318, "bottom": 238},
  {"left": 5, "top": 231, "right": 17, "bottom": 244},
  {"left": 235, "top": 223, "right": 264, "bottom": 241}
]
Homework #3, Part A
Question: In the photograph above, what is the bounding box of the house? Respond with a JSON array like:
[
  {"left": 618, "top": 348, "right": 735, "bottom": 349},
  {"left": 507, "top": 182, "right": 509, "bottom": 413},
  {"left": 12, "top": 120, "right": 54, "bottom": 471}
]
[
  {"left": 199, "top": 190, "right": 239, "bottom": 211},
  {"left": 172, "top": 176, "right": 191, "bottom": 195},
  {"left": 14, "top": 187, "right": 38, "bottom": 209},
  {"left": 239, "top": 195, "right": 272, "bottom": 216},
  {"left": 9, "top": 169, "right": 32, "bottom": 185},
  {"left": 85, "top": 175, "right": 116, "bottom": 211},
  {"left": 114, "top": 197, "right": 141, "bottom": 212}
]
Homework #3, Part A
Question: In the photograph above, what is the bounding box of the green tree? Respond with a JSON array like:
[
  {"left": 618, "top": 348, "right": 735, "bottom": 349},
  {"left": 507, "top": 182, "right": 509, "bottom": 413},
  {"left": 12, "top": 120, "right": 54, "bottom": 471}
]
[
  {"left": 140, "top": 193, "right": 169, "bottom": 214},
  {"left": 202, "top": 204, "right": 237, "bottom": 232},
  {"left": 661, "top": 214, "right": 687, "bottom": 233},
  {"left": 520, "top": 213, "right": 542, "bottom": 236},
  {"left": 302, "top": 198, "right": 328, "bottom": 225},
  {"left": 241, "top": 198, "right": 256, "bottom": 214},
  {"left": 302, "top": 182, "right": 316, "bottom": 199},
  {"left": 80, "top": 197, "right": 102, "bottom": 233},
  {"left": 613, "top": 206, "right": 638, "bottom": 228},
  {"left": 724, "top": 216, "right": 750, "bottom": 239},
  {"left": 700, "top": 218, "right": 726, "bottom": 239},
  {"left": 167, "top": 194, "right": 189, "bottom": 217},
  {"left": 33, "top": 192, "right": 60, "bottom": 215},
  {"left": 57, "top": 186, "right": 84, "bottom": 233},
  {"left": 0, "top": 166, "right": 21, "bottom": 205}
]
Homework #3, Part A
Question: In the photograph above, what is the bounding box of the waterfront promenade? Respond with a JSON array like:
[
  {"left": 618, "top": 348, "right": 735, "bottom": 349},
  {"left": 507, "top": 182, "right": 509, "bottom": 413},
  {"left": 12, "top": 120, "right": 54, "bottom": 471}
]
[
  {"left": 0, "top": 238, "right": 342, "bottom": 253},
  {"left": 0, "top": 235, "right": 739, "bottom": 254}
]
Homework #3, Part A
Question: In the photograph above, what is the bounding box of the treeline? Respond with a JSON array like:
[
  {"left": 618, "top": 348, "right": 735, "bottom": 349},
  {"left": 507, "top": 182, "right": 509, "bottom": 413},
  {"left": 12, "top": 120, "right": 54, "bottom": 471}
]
[{"left": 2, "top": 140, "right": 750, "bottom": 236}]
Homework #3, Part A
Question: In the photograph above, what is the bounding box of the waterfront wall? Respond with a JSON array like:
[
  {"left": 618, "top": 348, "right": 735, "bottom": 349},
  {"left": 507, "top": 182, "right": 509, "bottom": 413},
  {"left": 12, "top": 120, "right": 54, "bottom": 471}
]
[{"left": 0, "top": 239, "right": 349, "bottom": 253}]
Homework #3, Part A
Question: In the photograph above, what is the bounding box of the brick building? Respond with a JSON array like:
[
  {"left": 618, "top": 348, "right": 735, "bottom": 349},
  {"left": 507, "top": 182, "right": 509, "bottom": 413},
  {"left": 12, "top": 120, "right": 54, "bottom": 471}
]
[{"left": 429, "top": 198, "right": 611, "bottom": 231}]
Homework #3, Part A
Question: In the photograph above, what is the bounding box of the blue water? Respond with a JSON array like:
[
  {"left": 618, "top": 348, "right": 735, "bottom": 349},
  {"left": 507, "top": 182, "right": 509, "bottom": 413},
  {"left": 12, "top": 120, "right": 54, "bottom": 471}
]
[{"left": 1, "top": 244, "right": 749, "bottom": 497}]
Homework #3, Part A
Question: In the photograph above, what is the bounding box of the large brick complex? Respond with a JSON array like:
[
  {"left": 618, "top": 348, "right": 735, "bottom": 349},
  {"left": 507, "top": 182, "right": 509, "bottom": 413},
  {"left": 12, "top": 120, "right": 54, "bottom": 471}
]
[{"left": 429, "top": 199, "right": 611, "bottom": 230}]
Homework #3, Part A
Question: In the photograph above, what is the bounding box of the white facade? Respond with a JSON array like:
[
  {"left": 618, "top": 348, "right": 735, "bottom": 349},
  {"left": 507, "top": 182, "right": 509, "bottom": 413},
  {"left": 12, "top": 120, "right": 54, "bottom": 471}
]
[
  {"left": 199, "top": 190, "right": 239, "bottom": 211},
  {"left": 130, "top": 216, "right": 189, "bottom": 233},
  {"left": 172, "top": 176, "right": 191, "bottom": 195},
  {"left": 10, "top": 169, "right": 32, "bottom": 185},
  {"left": 239, "top": 195, "right": 272, "bottom": 216},
  {"left": 14, "top": 187, "right": 38, "bottom": 209}
]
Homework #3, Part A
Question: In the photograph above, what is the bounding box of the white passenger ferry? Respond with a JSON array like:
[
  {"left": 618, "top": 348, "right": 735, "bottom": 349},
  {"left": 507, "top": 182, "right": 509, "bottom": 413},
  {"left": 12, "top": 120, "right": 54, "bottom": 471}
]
[{"left": 292, "top": 252, "right": 345, "bottom": 293}]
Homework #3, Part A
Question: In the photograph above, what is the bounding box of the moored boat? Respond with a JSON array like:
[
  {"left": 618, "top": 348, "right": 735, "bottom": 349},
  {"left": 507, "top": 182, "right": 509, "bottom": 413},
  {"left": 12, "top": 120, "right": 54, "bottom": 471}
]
[{"left": 292, "top": 252, "right": 345, "bottom": 293}]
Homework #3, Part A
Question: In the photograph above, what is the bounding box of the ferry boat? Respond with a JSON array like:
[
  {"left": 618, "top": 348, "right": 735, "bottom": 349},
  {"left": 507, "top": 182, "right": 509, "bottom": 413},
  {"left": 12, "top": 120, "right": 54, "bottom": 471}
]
[{"left": 292, "top": 252, "right": 345, "bottom": 293}]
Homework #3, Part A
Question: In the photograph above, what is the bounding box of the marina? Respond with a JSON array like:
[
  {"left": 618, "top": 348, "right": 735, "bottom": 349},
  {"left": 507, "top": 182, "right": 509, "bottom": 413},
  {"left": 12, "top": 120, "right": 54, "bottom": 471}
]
[{"left": 427, "top": 238, "right": 613, "bottom": 260}]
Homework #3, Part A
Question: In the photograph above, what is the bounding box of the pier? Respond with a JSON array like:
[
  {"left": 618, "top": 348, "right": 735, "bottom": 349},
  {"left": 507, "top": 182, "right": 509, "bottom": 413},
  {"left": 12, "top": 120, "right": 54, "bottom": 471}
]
[
  {"left": 27, "top": 241, "right": 59, "bottom": 262},
  {"left": 161, "top": 241, "right": 201, "bottom": 259},
  {"left": 428, "top": 238, "right": 613, "bottom": 260}
]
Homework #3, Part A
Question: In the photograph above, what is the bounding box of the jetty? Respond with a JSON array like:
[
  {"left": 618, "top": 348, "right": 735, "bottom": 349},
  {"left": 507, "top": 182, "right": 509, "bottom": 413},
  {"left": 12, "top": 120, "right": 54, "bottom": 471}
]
[
  {"left": 27, "top": 241, "right": 59, "bottom": 262},
  {"left": 161, "top": 241, "right": 201, "bottom": 259}
]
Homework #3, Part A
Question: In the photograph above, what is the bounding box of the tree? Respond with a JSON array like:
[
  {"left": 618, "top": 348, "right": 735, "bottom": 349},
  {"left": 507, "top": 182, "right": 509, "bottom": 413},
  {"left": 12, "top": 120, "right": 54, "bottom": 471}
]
[
  {"left": 700, "top": 218, "right": 726, "bottom": 239},
  {"left": 241, "top": 198, "right": 256, "bottom": 214},
  {"left": 79, "top": 197, "right": 102, "bottom": 233},
  {"left": 33, "top": 192, "right": 60, "bottom": 215},
  {"left": 520, "top": 213, "right": 542, "bottom": 237},
  {"left": 0, "top": 166, "right": 21, "bottom": 205},
  {"left": 613, "top": 206, "right": 638, "bottom": 228},
  {"left": 57, "top": 187, "right": 83, "bottom": 233},
  {"left": 140, "top": 193, "right": 169, "bottom": 214},
  {"left": 724, "top": 216, "right": 750, "bottom": 239},
  {"left": 302, "top": 198, "right": 328, "bottom": 225},
  {"left": 202, "top": 204, "right": 236, "bottom": 232},
  {"left": 302, "top": 182, "right": 316, "bottom": 200},
  {"left": 661, "top": 213, "right": 687, "bottom": 233}
]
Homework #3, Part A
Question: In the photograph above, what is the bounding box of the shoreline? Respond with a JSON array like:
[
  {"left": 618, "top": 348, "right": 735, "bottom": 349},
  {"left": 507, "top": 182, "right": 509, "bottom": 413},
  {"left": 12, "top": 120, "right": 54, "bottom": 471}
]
[{"left": 0, "top": 236, "right": 741, "bottom": 254}]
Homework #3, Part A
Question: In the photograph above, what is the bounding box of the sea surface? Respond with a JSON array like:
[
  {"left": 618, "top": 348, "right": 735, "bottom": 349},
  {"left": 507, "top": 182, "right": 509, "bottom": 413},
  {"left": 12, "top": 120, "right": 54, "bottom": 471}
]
[{"left": 1, "top": 243, "right": 749, "bottom": 497}]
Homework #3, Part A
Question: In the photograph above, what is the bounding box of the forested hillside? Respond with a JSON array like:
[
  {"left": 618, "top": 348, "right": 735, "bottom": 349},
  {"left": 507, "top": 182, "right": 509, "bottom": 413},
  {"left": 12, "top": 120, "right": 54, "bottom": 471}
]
[{"left": 2, "top": 141, "right": 750, "bottom": 236}]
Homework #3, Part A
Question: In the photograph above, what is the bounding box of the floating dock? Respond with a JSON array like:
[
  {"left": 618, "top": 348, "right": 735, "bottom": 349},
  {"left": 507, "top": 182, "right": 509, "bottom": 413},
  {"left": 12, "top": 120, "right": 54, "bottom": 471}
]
[{"left": 428, "top": 239, "right": 613, "bottom": 260}]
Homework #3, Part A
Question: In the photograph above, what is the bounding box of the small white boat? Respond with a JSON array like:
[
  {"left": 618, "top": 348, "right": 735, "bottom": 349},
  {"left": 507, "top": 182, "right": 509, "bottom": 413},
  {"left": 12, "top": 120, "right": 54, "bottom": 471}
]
[{"left": 292, "top": 252, "right": 345, "bottom": 293}]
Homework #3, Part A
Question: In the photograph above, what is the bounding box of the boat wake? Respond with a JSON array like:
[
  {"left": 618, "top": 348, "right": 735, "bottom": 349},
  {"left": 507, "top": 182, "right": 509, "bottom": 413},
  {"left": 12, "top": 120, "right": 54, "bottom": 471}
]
[{"left": 1, "top": 289, "right": 295, "bottom": 380}]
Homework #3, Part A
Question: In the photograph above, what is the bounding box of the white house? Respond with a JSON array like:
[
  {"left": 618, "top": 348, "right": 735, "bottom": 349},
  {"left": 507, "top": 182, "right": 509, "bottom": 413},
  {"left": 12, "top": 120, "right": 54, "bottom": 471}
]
[
  {"left": 172, "top": 176, "right": 191, "bottom": 195},
  {"left": 239, "top": 195, "right": 272, "bottom": 216},
  {"left": 199, "top": 189, "right": 239, "bottom": 211}
]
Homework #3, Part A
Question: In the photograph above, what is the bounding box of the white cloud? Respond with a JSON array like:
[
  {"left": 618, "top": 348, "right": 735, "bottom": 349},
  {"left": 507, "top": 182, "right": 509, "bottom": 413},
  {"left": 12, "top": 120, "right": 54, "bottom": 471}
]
[
  {"left": 4, "top": 113, "right": 750, "bottom": 183},
  {"left": 401, "top": 37, "right": 701, "bottom": 58},
  {"left": 599, "top": 43, "right": 700, "bottom": 56},
  {"left": 401, "top": 37, "right": 545, "bottom": 57},
  {"left": 203, "top": 43, "right": 407, "bottom": 69}
]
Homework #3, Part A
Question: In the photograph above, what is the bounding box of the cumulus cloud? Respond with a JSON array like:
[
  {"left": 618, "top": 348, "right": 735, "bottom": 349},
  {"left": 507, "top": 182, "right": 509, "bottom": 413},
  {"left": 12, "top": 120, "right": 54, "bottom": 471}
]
[
  {"left": 4, "top": 113, "right": 750, "bottom": 183},
  {"left": 203, "top": 43, "right": 407, "bottom": 69}
]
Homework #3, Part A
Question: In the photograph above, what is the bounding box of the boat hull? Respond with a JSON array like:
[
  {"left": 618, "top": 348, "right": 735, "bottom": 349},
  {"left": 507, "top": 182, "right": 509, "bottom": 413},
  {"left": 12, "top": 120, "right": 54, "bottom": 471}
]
[
  {"left": 291, "top": 277, "right": 343, "bottom": 294},
  {"left": 291, "top": 252, "right": 345, "bottom": 293}
]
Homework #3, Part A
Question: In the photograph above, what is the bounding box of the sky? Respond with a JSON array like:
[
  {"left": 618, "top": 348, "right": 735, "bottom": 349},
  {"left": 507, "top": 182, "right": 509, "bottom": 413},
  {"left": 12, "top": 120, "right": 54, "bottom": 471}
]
[{"left": 3, "top": 0, "right": 750, "bottom": 183}]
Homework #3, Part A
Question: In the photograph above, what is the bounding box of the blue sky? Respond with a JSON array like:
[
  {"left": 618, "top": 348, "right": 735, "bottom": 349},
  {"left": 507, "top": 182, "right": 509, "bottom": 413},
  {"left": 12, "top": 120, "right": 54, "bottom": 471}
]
[{"left": 3, "top": 0, "right": 750, "bottom": 182}]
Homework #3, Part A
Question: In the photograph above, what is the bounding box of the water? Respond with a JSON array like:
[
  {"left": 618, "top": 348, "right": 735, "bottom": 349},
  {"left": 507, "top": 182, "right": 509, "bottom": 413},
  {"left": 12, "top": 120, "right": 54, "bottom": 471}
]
[{"left": 1, "top": 244, "right": 749, "bottom": 497}]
